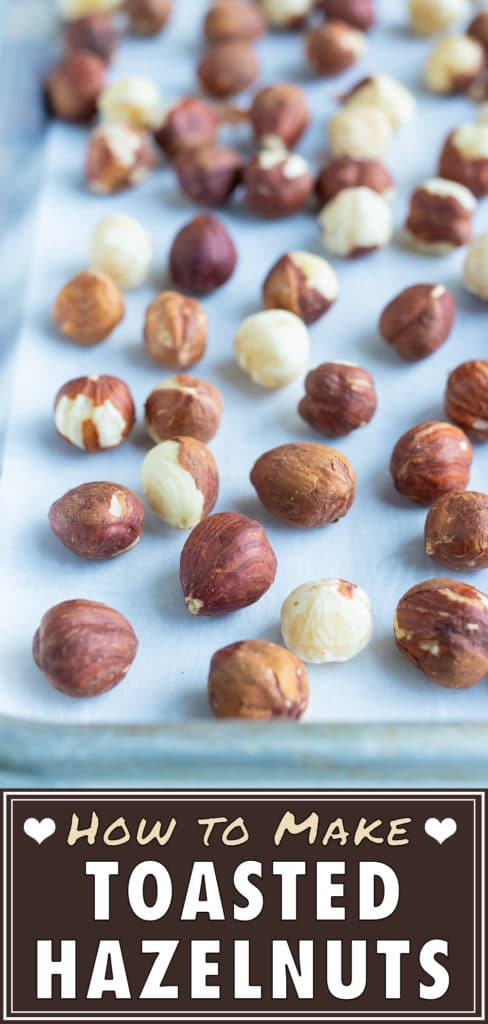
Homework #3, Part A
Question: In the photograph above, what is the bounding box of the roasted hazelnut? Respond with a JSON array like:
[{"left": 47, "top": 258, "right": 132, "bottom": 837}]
[
  {"left": 180, "top": 511, "right": 277, "bottom": 615},
  {"left": 281, "top": 579, "right": 373, "bottom": 663},
  {"left": 405, "top": 177, "right": 476, "bottom": 254},
  {"left": 306, "top": 21, "right": 366, "bottom": 77},
  {"left": 249, "top": 83, "right": 310, "bottom": 149},
  {"left": 319, "top": 186, "right": 393, "bottom": 258},
  {"left": 243, "top": 149, "right": 314, "bottom": 218},
  {"left": 208, "top": 640, "right": 309, "bottom": 719},
  {"left": 52, "top": 270, "right": 124, "bottom": 345},
  {"left": 234, "top": 309, "right": 310, "bottom": 388},
  {"left": 262, "top": 251, "right": 339, "bottom": 324},
  {"left": 54, "top": 374, "right": 135, "bottom": 452},
  {"left": 261, "top": 0, "right": 314, "bottom": 29},
  {"left": 328, "top": 106, "right": 393, "bottom": 160},
  {"left": 62, "top": 14, "right": 118, "bottom": 61},
  {"left": 439, "top": 124, "right": 488, "bottom": 198},
  {"left": 468, "top": 11, "right": 488, "bottom": 51},
  {"left": 478, "top": 102, "right": 488, "bottom": 125},
  {"left": 49, "top": 482, "right": 144, "bottom": 560},
  {"left": 394, "top": 578, "right": 488, "bottom": 689},
  {"left": 60, "top": 0, "right": 121, "bottom": 14},
  {"left": 379, "top": 284, "right": 455, "bottom": 362},
  {"left": 464, "top": 232, "right": 488, "bottom": 300},
  {"left": 316, "top": 156, "right": 394, "bottom": 204},
  {"left": 424, "top": 491, "right": 488, "bottom": 570},
  {"left": 141, "top": 438, "right": 218, "bottom": 529},
  {"left": 85, "top": 124, "right": 155, "bottom": 194},
  {"left": 250, "top": 442, "right": 356, "bottom": 528},
  {"left": 445, "top": 359, "right": 488, "bottom": 440},
  {"left": 144, "top": 291, "right": 207, "bottom": 369},
  {"left": 126, "top": 0, "right": 172, "bottom": 35},
  {"left": 204, "top": 2, "right": 266, "bottom": 42},
  {"left": 98, "top": 75, "right": 162, "bottom": 129},
  {"left": 409, "top": 0, "right": 469, "bottom": 35},
  {"left": 174, "top": 145, "right": 243, "bottom": 206},
  {"left": 315, "top": 0, "right": 375, "bottom": 31},
  {"left": 197, "top": 41, "right": 259, "bottom": 98},
  {"left": 44, "top": 51, "right": 106, "bottom": 123},
  {"left": 33, "top": 599, "right": 138, "bottom": 698},
  {"left": 390, "top": 421, "right": 472, "bottom": 505},
  {"left": 299, "top": 362, "right": 377, "bottom": 437},
  {"left": 145, "top": 375, "right": 223, "bottom": 443},
  {"left": 169, "top": 213, "right": 237, "bottom": 294},
  {"left": 424, "top": 35, "right": 485, "bottom": 94},
  {"left": 88, "top": 214, "right": 152, "bottom": 290},
  {"left": 154, "top": 98, "right": 218, "bottom": 159},
  {"left": 340, "top": 74, "right": 416, "bottom": 130}
]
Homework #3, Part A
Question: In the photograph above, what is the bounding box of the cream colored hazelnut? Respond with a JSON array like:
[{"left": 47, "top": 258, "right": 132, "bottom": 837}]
[
  {"left": 478, "top": 102, "right": 488, "bottom": 125},
  {"left": 234, "top": 309, "right": 310, "bottom": 388},
  {"left": 98, "top": 75, "right": 162, "bottom": 129},
  {"left": 409, "top": 0, "right": 470, "bottom": 35},
  {"left": 319, "top": 186, "right": 393, "bottom": 258},
  {"left": 88, "top": 214, "right": 152, "bottom": 289},
  {"left": 464, "top": 233, "right": 488, "bottom": 301},
  {"left": 59, "top": 0, "right": 120, "bottom": 16},
  {"left": 262, "top": 251, "right": 339, "bottom": 324},
  {"left": 261, "top": 0, "right": 314, "bottom": 29},
  {"left": 140, "top": 438, "right": 218, "bottom": 529},
  {"left": 341, "top": 73, "right": 416, "bottom": 130},
  {"left": 281, "top": 579, "right": 373, "bottom": 664},
  {"left": 424, "top": 35, "right": 485, "bottom": 94},
  {"left": 54, "top": 374, "right": 135, "bottom": 452},
  {"left": 328, "top": 105, "right": 393, "bottom": 160},
  {"left": 85, "top": 124, "right": 154, "bottom": 194}
]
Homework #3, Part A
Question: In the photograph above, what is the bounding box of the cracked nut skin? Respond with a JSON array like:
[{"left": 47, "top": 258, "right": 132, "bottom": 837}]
[
  {"left": 54, "top": 374, "right": 135, "bottom": 452},
  {"left": 145, "top": 374, "right": 223, "bottom": 444},
  {"left": 154, "top": 98, "right": 218, "bottom": 159},
  {"left": 85, "top": 124, "right": 155, "bottom": 193},
  {"left": 262, "top": 251, "right": 338, "bottom": 324},
  {"left": 379, "top": 284, "right": 455, "bottom": 362},
  {"left": 244, "top": 151, "right": 313, "bottom": 218},
  {"left": 127, "top": 0, "right": 172, "bottom": 35},
  {"left": 405, "top": 178, "right": 475, "bottom": 253},
  {"left": 249, "top": 83, "right": 310, "bottom": 150},
  {"left": 33, "top": 598, "right": 138, "bottom": 698},
  {"left": 49, "top": 482, "right": 144, "bottom": 560},
  {"left": 424, "top": 490, "right": 488, "bottom": 571},
  {"left": 52, "top": 270, "right": 125, "bottom": 345},
  {"left": 144, "top": 291, "right": 207, "bottom": 369},
  {"left": 44, "top": 51, "right": 106, "bottom": 122},
  {"left": 250, "top": 442, "right": 356, "bottom": 528},
  {"left": 204, "top": 2, "right": 266, "bottom": 42},
  {"left": 197, "top": 41, "right": 259, "bottom": 98},
  {"left": 141, "top": 437, "right": 218, "bottom": 529},
  {"left": 169, "top": 214, "right": 237, "bottom": 294},
  {"left": 299, "top": 362, "right": 377, "bottom": 437},
  {"left": 305, "top": 21, "right": 366, "bottom": 77},
  {"left": 315, "top": 0, "right": 375, "bottom": 31},
  {"left": 390, "top": 421, "right": 472, "bottom": 505},
  {"left": 445, "top": 359, "right": 488, "bottom": 440},
  {"left": 394, "top": 578, "right": 488, "bottom": 689},
  {"left": 208, "top": 640, "right": 309, "bottom": 719},
  {"left": 62, "top": 14, "right": 118, "bottom": 61},
  {"left": 439, "top": 126, "right": 488, "bottom": 198},
  {"left": 174, "top": 146, "right": 243, "bottom": 206},
  {"left": 180, "top": 511, "right": 277, "bottom": 615},
  {"left": 316, "top": 157, "right": 393, "bottom": 205}
]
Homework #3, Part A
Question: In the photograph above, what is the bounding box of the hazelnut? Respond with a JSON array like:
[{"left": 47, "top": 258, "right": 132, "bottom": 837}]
[
  {"left": 390, "top": 421, "right": 472, "bottom": 505},
  {"left": 249, "top": 83, "right": 310, "bottom": 150},
  {"left": 262, "top": 251, "right": 339, "bottom": 324},
  {"left": 33, "top": 599, "right": 138, "bottom": 698},
  {"left": 281, "top": 579, "right": 373, "bottom": 663},
  {"left": 145, "top": 374, "right": 223, "bottom": 443},
  {"left": 424, "top": 490, "right": 488, "bottom": 570},
  {"left": 174, "top": 145, "right": 243, "bottom": 206},
  {"left": 478, "top": 102, "right": 488, "bottom": 125},
  {"left": 463, "top": 232, "right": 488, "bottom": 300},
  {"left": 180, "top": 511, "right": 277, "bottom": 615},
  {"left": 327, "top": 106, "right": 393, "bottom": 161},
  {"left": 261, "top": 0, "right": 314, "bottom": 29},
  {"left": 169, "top": 214, "right": 237, "bottom": 294},
  {"left": 315, "top": 0, "right": 375, "bottom": 31},
  {"left": 319, "top": 186, "right": 393, "bottom": 258},
  {"left": 340, "top": 74, "right": 416, "bottom": 130},
  {"left": 52, "top": 270, "right": 124, "bottom": 345},
  {"left": 243, "top": 149, "right": 314, "bottom": 218},
  {"left": 409, "top": 0, "right": 470, "bottom": 36},
  {"left": 204, "top": 2, "right": 266, "bottom": 42},
  {"left": 250, "top": 442, "right": 356, "bottom": 528},
  {"left": 60, "top": 0, "right": 121, "bottom": 14},
  {"left": 48, "top": 482, "right": 144, "bottom": 560},
  {"left": 85, "top": 124, "right": 155, "bottom": 194},
  {"left": 154, "top": 98, "right": 218, "bottom": 159},
  {"left": 98, "top": 75, "right": 162, "bottom": 129},
  {"left": 424, "top": 35, "right": 485, "bottom": 94},
  {"left": 88, "top": 213, "right": 152, "bottom": 290},
  {"left": 208, "top": 640, "right": 309, "bottom": 719},
  {"left": 197, "top": 41, "right": 259, "bottom": 98},
  {"left": 144, "top": 291, "right": 207, "bottom": 369},
  {"left": 305, "top": 21, "right": 366, "bottom": 77},
  {"left": 405, "top": 177, "right": 476, "bottom": 254},
  {"left": 379, "top": 284, "right": 456, "bottom": 362},
  {"left": 234, "top": 309, "right": 310, "bottom": 388},
  {"left": 126, "top": 0, "right": 172, "bottom": 35},
  {"left": 140, "top": 438, "right": 218, "bottom": 529},
  {"left": 44, "top": 51, "right": 106, "bottom": 123},
  {"left": 298, "top": 362, "right": 377, "bottom": 437},
  {"left": 394, "top": 578, "right": 488, "bottom": 689},
  {"left": 54, "top": 374, "right": 135, "bottom": 452},
  {"left": 468, "top": 11, "right": 488, "bottom": 51},
  {"left": 316, "top": 156, "right": 394, "bottom": 204},
  {"left": 445, "top": 359, "right": 488, "bottom": 440},
  {"left": 62, "top": 14, "right": 118, "bottom": 61},
  {"left": 439, "top": 124, "right": 488, "bottom": 198}
]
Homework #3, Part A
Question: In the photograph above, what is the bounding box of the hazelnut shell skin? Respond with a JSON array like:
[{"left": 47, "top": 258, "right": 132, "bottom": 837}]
[
  {"left": 424, "top": 490, "right": 488, "bottom": 571},
  {"left": 52, "top": 270, "right": 125, "bottom": 346},
  {"left": 439, "top": 131, "right": 488, "bottom": 198},
  {"left": 250, "top": 442, "right": 356, "bottom": 528},
  {"left": 305, "top": 21, "right": 364, "bottom": 77},
  {"left": 62, "top": 14, "right": 118, "bottom": 62},
  {"left": 169, "top": 214, "right": 237, "bottom": 295},
  {"left": 394, "top": 578, "right": 488, "bottom": 689},
  {"left": 208, "top": 640, "right": 309, "bottom": 719},
  {"left": 145, "top": 375, "right": 223, "bottom": 444},
  {"left": 144, "top": 291, "right": 207, "bottom": 369},
  {"left": 197, "top": 41, "right": 259, "bottom": 98},
  {"left": 315, "top": 0, "right": 375, "bottom": 31},
  {"left": 316, "top": 157, "right": 393, "bottom": 204},
  {"left": 243, "top": 155, "right": 314, "bottom": 218},
  {"left": 299, "top": 363, "right": 377, "bottom": 437},
  {"left": 85, "top": 127, "right": 155, "bottom": 194},
  {"left": 390, "top": 421, "right": 473, "bottom": 505},
  {"left": 406, "top": 186, "right": 474, "bottom": 250},
  {"left": 204, "top": 2, "right": 266, "bottom": 42},
  {"left": 32, "top": 599, "right": 138, "bottom": 698},
  {"left": 468, "top": 12, "right": 488, "bottom": 51},
  {"left": 262, "top": 254, "right": 335, "bottom": 324},
  {"left": 54, "top": 374, "right": 135, "bottom": 452},
  {"left": 249, "top": 83, "right": 310, "bottom": 149},
  {"left": 126, "top": 0, "right": 172, "bottom": 36},
  {"left": 445, "top": 360, "right": 488, "bottom": 441},
  {"left": 174, "top": 146, "right": 243, "bottom": 207},
  {"left": 49, "top": 482, "right": 144, "bottom": 560},
  {"left": 154, "top": 98, "right": 218, "bottom": 159},
  {"left": 379, "top": 284, "right": 456, "bottom": 362},
  {"left": 44, "top": 51, "right": 106, "bottom": 123}
]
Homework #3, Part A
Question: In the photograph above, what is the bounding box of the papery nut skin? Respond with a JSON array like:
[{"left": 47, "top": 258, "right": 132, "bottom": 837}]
[
  {"left": 141, "top": 437, "right": 219, "bottom": 529},
  {"left": 424, "top": 491, "right": 488, "bottom": 571},
  {"left": 390, "top": 421, "right": 472, "bottom": 505},
  {"left": 145, "top": 375, "right": 223, "bottom": 444},
  {"left": 319, "top": 186, "right": 393, "bottom": 257},
  {"left": 262, "top": 252, "right": 338, "bottom": 324},
  {"left": 445, "top": 359, "right": 488, "bottom": 440},
  {"left": 243, "top": 150, "right": 314, "bottom": 218},
  {"left": 126, "top": 0, "right": 172, "bottom": 35},
  {"left": 249, "top": 83, "right": 310, "bottom": 149},
  {"left": 154, "top": 98, "right": 218, "bottom": 158},
  {"left": 44, "top": 51, "right": 106, "bottom": 122},
  {"left": 299, "top": 362, "right": 377, "bottom": 437},
  {"left": 169, "top": 214, "right": 237, "bottom": 294},
  {"left": 144, "top": 291, "right": 207, "bottom": 368},
  {"left": 197, "top": 41, "right": 259, "bottom": 98},
  {"left": 250, "top": 442, "right": 356, "bottom": 528},
  {"left": 379, "top": 284, "right": 455, "bottom": 362},
  {"left": 204, "top": 2, "right": 266, "bottom": 42},
  {"left": 305, "top": 21, "right": 366, "bottom": 77},
  {"left": 281, "top": 579, "right": 373, "bottom": 663},
  {"left": 208, "top": 640, "right": 309, "bottom": 719},
  {"left": 439, "top": 126, "right": 488, "bottom": 198},
  {"left": 315, "top": 0, "right": 375, "bottom": 31},
  {"left": 85, "top": 124, "right": 155, "bottom": 193},
  {"left": 405, "top": 178, "right": 476, "bottom": 253},
  {"left": 49, "top": 482, "right": 144, "bottom": 560},
  {"left": 52, "top": 270, "right": 125, "bottom": 345},
  {"left": 62, "top": 14, "right": 118, "bottom": 61},
  {"left": 174, "top": 146, "right": 243, "bottom": 206},
  {"left": 316, "top": 157, "right": 393, "bottom": 204},
  {"left": 468, "top": 12, "right": 488, "bottom": 51},
  {"left": 54, "top": 374, "right": 135, "bottom": 452},
  {"left": 409, "top": 0, "right": 469, "bottom": 36}
]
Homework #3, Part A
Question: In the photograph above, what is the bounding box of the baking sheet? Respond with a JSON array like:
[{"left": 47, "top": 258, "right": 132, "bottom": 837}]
[{"left": 2, "top": 0, "right": 488, "bottom": 725}]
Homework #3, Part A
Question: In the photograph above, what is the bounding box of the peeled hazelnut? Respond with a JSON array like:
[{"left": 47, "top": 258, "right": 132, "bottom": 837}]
[
  {"left": 394, "top": 578, "right": 488, "bottom": 689},
  {"left": 379, "top": 284, "right": 455, "bottom": 362},
  {"left": 261, "top": 0, "right": 314, "bottom": 29},
  {"left": 315, "top": 0, "right": 375, "bottom": 31},
  {"left": 126, "top": 0, "right": 172, "bottom": 35},
  {"left": 306, "top": 21, "right": 366, "bottom": 77},
  {"left": 281, "top": 579, "right": 373, "bottom": 663},
  {"left": 424, "top": 491, "right": 488, "bottom": 570},
  {"left": 197, "top": 41, "right": 259, "bottom": 98},
  {"left": 298, "top": 362, "right": 377, "bottom": 437},
  {"left": 328, "top": 106, "right": 393, "bottom": 161},
  {"left": 62, "top": 14, "right": 118, "bottom": 61},
  {"left": 234, "top": 309, "right": 310, "bottom": 388},
  {"left": 340, "top": 74, "right": 416, "bottom": 130},
  {"left": 180, "top": 511, "right": 277, "bottom": 615},
  {"left": 204, "top": 2, "right": 266, "bottom": 42},
  {"left": 468, "top": 11, "right": 488, "bottom": 51},
  {"left": 409, "top": 0, "right": 469, "bottom": 35},
  {"left": 319, "top": 186, "right": 393, "bottom": 258},
  {"left": 390, "top": 421, "right": 472, "bottom": 505},
  {"left": 33, "top": 599, "right": 138, "bottom": 698},
  {"left": 44, "top": 51, "right": 106, "bottom": 123},
  {"left": 145, "top": 375, "right": 223, "bottom": 443},
  {"left": 49, "top": 482, "right": 144, "bottom": 560},
  {"left": 88, "top": 213, "right": 152, "bottom": 290},
  {"left": 317, "top": 156, "right": 394, "bottom": 204},
  {"left": 405, "top": 177, "right": 476, "bottom": 254},
  {"left": 169, "top": 214, "right": 237, "bottom": 294},
  {"left": 424, "top": 35, "right": 485, "bottom": 94},
  {"left": 249, "top": 83, "right": 310, "bottom": 150},
  {"left": 478, "top": 103, "right": 488, "bottom": 125},
  {"left": 464, "top": 232, "right": 488, "bottom": 301},
  {"left": 154, "top": 98, "right": 218, "bottom": 159},
  {"left": 445, "top": 359, "right": 488, "bottom": 440},
  {"left": 54, "top": 374, "right": 135, "bottom": 452},
  {"left": 243, "top": 150, "right": 314, "bottom": 218},
  {"left": 439, "top": 124, "right": 488, "bottom": 198},
  {"left": 141, "top": 438, "right": 218, "bottom": 529},
  {"left": 174, "top": 145, "right": 243, "bottom": 206},
  {"left": 144, "top": 291, "right": 207, "bottom": 369},
  {"left": 60, "top": 0, "right": 121, "bottom": 15},
  {"left": 208, "top": 640, "right": 308, "bottom": 720},
  {"left": 85, "top": 124, "right": 155, "bottom": 194},
  {"left": 262, "top": 252, "right": 338, "bottom": 324},
  {"left": 250, "top": 442, "right": 356, "bottom": 528},
  {"left": 98, "top": 75, "right": 162, "bottom": 129},
  {"left": 52, "top": 270, "right": 124, "bottom": 345}
]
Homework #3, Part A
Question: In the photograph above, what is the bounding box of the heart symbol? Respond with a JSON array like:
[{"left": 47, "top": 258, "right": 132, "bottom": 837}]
[
  {"left": 424, "top": 817, "right": 457, "bottom": 844},
  {"left": 23, "top": 818, "right": 56, "bottom": 845}
]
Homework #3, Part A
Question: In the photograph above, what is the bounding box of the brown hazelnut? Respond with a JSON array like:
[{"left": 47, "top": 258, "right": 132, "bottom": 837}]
[
  {"left": 439, "top": 125, "right": 488, "bottom": 198},
  {"left": 85, "top": 124, "right": 155, "bottom": 193},
  {"left": 379, "top": 284, "right": 456, "bottom": 363},
  {"left": 49, "top": 482, "right": 144, "bottom": 560},
  {"left": 197, "top": 41, "right": 259, "bottom": 98},
  {"left": 445, "top": 359, "right": 488, "bottom": 440},
  {"left": 250, "top": 442, "right": 356, "bottom": 528},
  {"left": 208, "top": 640, "right": 309, "bottom": 719},
  {"left": 243, "top": 150, "right": 314, "bottom": 218},
  {"left": 394, "top": 578, "right": 488, "bottom": 689},
  {"left": 468, "top": 11, "right": 488, "bottom": 51},
  {"left": 405, "top": 177, "right": 476, "bottom": 254},
  {"left": 305, "top": 21, "right": 366, "bottom": 77},
  {"left": 425, "top": 35, "right": 485, "bottom": 95},
  {"left": 144, "top": 291, "right": 207, "bottom": 369},
  {"left": 249, "top": 83, "right": 310, "bottom": 149},
  {"left": 54, "top": 374, "right": 135, "bottom": 452},
  {"left": 424, "top": 490, "right": 488, "bottom": 571},
  {"left": 261, "top": 0, "right": 313, "bottom": 29},
  {"left": 316, "top": 157, "right": 393, "bottom": 204},
  {"left": 52, "top": 270, "right": 125, "bottom": 345},
  {"left": 44, "top": 51, "right": 106, "bottom": 123},
  {"left": 33, "top": 599, "right": 138, "bottom": 698},
  {"left": 145, "top": 374, "right": 223, "bottom": 443},
  {"left": 315, "top": 0, "right": 375, "bottom": 31},
  {"left": 204, "top": 2, "right": 266, "bottom": 42},
  {"left": 390, "top": 421, "right": 473, "bottom": 505},
  {"left": 126, "top": 0, "right": 172, "bottom": 35},
  {"left": 298, "top": 362, "right": 377, "bottom": 437},
  {"left": 154, "top": 97, "right": 219, "bottom": 159},
  {"left": 141, "top": 438, "right": 219, "bottom": 529},
  {"left": 262, "top": 251, "right": 338, "bottom": 324},
  {"left": 169, "top": 214, "right": 237, "bottom": 294},
  {"left": 62, "top": 14, "right": 118, "bottom": 61},
  {"left": 174, "top": 145, "right": 243, "bottom": 206},
  {"left": 180, "top": 511, "right": 277, "bottom": 615}
]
